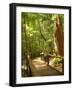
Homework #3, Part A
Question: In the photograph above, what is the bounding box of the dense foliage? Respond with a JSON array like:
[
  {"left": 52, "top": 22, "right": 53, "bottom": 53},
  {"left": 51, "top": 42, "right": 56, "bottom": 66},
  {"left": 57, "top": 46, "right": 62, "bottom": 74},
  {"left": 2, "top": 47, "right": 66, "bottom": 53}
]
[{"left": 21, "top": 12, "right": 64, "bottom": 59}]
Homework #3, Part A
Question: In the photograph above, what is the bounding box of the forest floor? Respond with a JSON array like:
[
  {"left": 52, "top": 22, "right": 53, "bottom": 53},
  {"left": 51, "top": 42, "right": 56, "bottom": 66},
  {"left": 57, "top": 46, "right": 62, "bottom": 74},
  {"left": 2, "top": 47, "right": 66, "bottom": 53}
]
[{"left": 29, "top": 57, "right": 63, "bottom": 76}]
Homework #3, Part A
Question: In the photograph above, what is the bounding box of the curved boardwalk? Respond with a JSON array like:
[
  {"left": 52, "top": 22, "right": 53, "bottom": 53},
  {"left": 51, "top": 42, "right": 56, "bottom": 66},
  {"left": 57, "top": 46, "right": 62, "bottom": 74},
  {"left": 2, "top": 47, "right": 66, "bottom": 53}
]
[{"left": 28, "top": 57, "right": 63, "bottom": 76}]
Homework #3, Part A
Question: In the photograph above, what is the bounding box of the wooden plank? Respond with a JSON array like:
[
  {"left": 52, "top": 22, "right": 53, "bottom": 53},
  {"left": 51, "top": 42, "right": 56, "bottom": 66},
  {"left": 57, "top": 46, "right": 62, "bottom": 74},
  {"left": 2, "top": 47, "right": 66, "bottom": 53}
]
[{"left": 28, "top": 57, "right": 63, "bottom": 76}]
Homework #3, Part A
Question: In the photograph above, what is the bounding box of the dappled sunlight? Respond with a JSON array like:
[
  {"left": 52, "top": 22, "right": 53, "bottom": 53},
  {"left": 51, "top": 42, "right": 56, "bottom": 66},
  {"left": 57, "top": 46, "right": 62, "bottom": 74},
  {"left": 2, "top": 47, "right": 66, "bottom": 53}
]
[
  {"left": 32, "top": 57, "right": 46, "bottom": 64},
  {"left": 21, "top": 13, "right": 64, "bottom": 77},
  {"left": 32, "top": 57, "right": 47, "bottom": 68}
]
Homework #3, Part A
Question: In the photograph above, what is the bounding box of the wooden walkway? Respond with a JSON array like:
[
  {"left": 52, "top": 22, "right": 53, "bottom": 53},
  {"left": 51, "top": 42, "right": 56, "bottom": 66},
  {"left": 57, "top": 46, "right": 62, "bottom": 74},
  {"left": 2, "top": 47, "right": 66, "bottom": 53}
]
[{"left": 28, "top": 57, "right": 63, "bottom": 76}]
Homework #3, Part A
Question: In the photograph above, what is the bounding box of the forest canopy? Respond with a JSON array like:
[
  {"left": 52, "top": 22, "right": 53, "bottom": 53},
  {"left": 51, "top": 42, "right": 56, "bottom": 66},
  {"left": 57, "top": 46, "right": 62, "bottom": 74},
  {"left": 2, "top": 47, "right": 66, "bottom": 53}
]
[{"left": 21, "top": 12, "right": 64, "bottom": 59}]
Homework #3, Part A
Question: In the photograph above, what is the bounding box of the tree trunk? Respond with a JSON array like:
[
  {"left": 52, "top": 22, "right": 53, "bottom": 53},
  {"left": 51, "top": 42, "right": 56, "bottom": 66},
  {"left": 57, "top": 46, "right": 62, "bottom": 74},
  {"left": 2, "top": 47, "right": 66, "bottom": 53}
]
[
  {"left": 54, "top": 16, "right": 64, "bottom": 73},
  {"left": 54, "top": 16, "right": 64, "bottom": 57}
]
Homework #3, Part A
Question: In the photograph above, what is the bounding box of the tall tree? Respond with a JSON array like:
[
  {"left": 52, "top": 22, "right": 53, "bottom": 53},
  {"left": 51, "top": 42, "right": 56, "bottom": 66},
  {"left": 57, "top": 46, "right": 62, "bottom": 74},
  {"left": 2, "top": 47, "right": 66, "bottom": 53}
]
[{"left": 54, "top": 15, "right": 64, "bottom": 57}]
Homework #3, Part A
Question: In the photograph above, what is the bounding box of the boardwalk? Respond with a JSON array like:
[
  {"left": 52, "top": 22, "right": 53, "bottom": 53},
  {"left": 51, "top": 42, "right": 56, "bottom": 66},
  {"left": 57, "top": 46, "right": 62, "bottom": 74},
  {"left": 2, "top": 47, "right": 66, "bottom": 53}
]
[{"left": 28, "top": 57, "right": 63, "bottom": 76}]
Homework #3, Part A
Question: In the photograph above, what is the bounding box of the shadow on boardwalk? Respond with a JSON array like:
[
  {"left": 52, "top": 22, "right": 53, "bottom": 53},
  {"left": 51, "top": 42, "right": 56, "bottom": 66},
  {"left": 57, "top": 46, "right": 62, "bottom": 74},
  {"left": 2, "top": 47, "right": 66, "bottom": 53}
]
[{"left": 29, "top": 57, "right": 63, "bottom": 76}]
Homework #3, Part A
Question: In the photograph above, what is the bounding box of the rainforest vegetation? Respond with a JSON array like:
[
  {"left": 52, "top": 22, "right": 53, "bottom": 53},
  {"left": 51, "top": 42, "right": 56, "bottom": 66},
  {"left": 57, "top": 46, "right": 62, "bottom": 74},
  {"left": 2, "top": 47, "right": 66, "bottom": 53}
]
[{"left": 21, "top": 12, "right": 64, "bottom": 77}]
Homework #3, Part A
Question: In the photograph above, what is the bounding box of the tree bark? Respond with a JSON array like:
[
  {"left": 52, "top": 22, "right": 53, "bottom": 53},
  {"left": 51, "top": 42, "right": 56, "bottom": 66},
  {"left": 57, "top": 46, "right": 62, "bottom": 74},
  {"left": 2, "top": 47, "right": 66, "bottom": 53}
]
[{"left": 54, "top": 16, "right": 64, "bottom": 57}]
